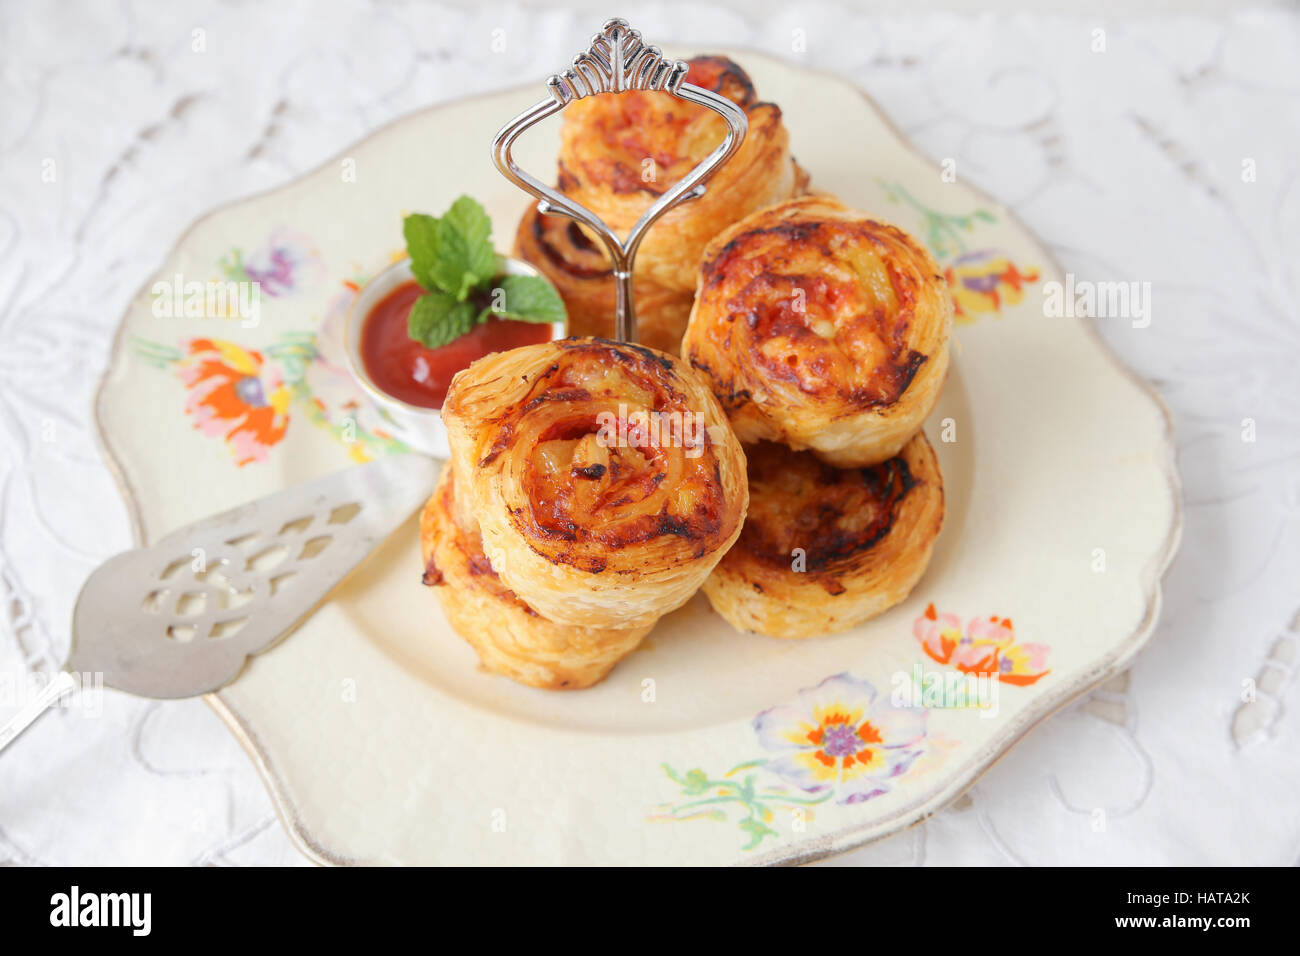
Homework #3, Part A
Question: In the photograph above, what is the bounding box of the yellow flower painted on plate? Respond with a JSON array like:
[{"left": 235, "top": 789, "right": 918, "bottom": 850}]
[
  {"left": 945, "top": 250, "right": 1041, "bottom": 323},
  {"left": 755, "top": 674, "right": 926, "bottom": 804}
]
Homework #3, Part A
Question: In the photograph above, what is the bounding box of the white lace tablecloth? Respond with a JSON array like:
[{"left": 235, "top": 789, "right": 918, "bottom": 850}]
[{"left": 1, "top": 1, "right": 1297, "bottom": 866}]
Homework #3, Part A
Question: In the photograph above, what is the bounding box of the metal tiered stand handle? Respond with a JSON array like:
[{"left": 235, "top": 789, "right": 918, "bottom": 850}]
[{"left": 491, "top": 18, "right": 748, "bottom": 344}]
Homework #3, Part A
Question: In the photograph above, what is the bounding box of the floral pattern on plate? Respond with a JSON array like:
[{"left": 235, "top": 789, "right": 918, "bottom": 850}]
[
  {"left": 914, "top": 604, "right": 1052, "bottom": 686},
  {"left": 134, "top": 326, "right": 407, "bottom": 466},
  {"left": 651, "top": 674, "right": 956, "bottom": 850},
  {"left": 879, "top": 180, "right": 1041, "bottom": 322},
  {"left": 218, "top": 227, "right": 325, "bottom": 297}
]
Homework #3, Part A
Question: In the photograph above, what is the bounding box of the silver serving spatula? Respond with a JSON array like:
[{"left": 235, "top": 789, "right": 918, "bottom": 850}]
[{"left": 0, "top": 453, "right": 439, "bottom": 753}]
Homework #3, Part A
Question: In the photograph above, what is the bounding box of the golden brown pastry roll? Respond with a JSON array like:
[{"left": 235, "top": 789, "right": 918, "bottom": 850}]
[
  {"left": 512, "top": 202, "right": 694, "bottom": 355},
  {"left": 442, "top": 338, "right": 748, "bottom": 630},
  {"left": 557, "top": 55, "right": 802, "bottom": 292},
  {"left": 703, "top": 434, "right": 944, "bottom": 639},
  {"left": 421, "top": 468, "right": 651, "bottom": 689},
  {"left": 682, "top": 196, "right": 952, "bottom": 467}
]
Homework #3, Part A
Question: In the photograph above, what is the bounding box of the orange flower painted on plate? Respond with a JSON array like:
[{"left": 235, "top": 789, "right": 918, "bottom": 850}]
[
  {"left": 177, "top": 338, "right": 291, "bottom": 465},
  {"left": 914, "top": 603, "right": 1051, "bottom": 685},
  {"left": 945, "top": 250, "right": 1040, "bottom": 323}
]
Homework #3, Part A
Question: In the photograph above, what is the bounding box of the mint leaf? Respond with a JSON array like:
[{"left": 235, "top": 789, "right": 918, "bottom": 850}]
[
  {"left": 408, "top": 292, "right": 476, "bottom": 349},
  {"left": 481, "top": 274, "right": 568, "bottom": 325},
  {"left": 402, "top": 198, "right": 498, "bottom": 301},
  {"left": 427, "top": 217, "right": 482, "bottom": 300},
  {"left": 402, "top": 198, "right": 561, "bottom": 348},
  {"left": 443, "top": 196, "right": 497, "bottom": 285},
  {"left": 402, "top": 213, "right": 442, "bottom": 293}
]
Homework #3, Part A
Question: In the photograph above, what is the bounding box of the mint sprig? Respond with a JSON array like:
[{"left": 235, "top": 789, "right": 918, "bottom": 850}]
[
  {"left": 403, "top": 196, "right": 567, "bottom": 349},
  {"left": 480, "top": 274, "right": 567, "bottom": 325}
]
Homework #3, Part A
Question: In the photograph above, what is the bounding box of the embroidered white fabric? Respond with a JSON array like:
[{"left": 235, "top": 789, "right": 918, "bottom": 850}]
[{"left": 0, "top": 1, "right": 1296, "bottom": 866}]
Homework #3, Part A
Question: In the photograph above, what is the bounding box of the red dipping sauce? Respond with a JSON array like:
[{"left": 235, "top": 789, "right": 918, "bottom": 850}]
[{"left": 359, "top": 280, "right": 555, "bottom": 409}]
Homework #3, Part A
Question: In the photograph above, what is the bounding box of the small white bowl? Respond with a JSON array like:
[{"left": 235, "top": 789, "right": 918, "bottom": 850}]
[{"left": 344, "top": 255, "right": 565, "bottom": 458}]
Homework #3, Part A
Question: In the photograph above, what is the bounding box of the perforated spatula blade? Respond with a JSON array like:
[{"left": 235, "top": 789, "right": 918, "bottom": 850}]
[{"left": 0, "top": 453, "right": 439, "bottom": 751}]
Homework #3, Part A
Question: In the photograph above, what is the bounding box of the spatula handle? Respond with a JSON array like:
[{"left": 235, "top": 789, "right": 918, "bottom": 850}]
[{"left": 0, "top": 671, "right": 78, "bottom": 755}]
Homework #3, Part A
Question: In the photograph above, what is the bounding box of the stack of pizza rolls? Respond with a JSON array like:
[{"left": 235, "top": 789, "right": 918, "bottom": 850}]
[
  {"left": 420, "top": 468, "right": 653, "bottom": 689},
  {"left": 682, "top": 195, "right": 951, "bottom": 638},
  {"left": 513, "top": 55, "right": 808, "bottom": 355},
  {"left": 424, "top": 338, "right": 749, "bottom": 688}
]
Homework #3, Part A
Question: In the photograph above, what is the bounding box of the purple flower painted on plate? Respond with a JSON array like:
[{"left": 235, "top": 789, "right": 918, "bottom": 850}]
[
  {"left": 754, "top": 673, "right": 927, "bottom": 805},
  {"left": 220, "top": 228, "right": 323, "bottom": 297}
]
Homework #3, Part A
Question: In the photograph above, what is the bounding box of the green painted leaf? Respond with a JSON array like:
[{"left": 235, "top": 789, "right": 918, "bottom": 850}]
[
  {"left": 738, "top": 818, "right": 779, "bottom": 851},
  {"left": 680, "top": 769, "right": 711, "bottom": 796}
]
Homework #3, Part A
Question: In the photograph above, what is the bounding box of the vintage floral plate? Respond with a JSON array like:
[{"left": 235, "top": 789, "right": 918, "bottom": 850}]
[{"left": 95, "top": 49, "right": 1180, "bottom": 865}]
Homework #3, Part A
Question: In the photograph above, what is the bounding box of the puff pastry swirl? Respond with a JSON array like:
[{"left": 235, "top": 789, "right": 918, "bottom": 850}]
[
  {"left": 512, "top": 202, "right": 694, "bottom": 355},
  {"left": 421, "top": 467, "right": 651, "bottom": 689},
  {"left": 703, "top": 433, "right": 944, "bottom": 639},
  {"left": 557, "top": 55, "right": 803, "bottom": 293},
  {"left": 441, "top": 338, "right": 749, "bottom": 630},
  {"left": 682, "top": 196, "right": 952, "bottom": 467}
]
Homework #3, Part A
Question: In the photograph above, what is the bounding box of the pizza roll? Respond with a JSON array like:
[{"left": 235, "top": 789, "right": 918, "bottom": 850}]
[
  {"left": 556, "top": 55, "right": 803, "bottom": 293},
  {"left": 441, "top": 338, "right": 748, "bottom": 630},
  {"left": 682, "top": 196, "right": 952, "bottom": 467},
  {"left": 703, "top": 434, "right": 944, "bottom": 639},
  {"left": 512, "top": 202, "right": 694, "bottom": 355},
  {"left": 421, "top": 467, "right": 651, "bottom": 689}
]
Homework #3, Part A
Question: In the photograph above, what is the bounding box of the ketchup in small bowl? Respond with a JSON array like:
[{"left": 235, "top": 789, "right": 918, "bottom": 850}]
[
  {"left": 344, "top": 257, "right": 565, "bottom": 459},
  {"left": 359, "top": 278, "right": 553, "bottom": 410}
]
